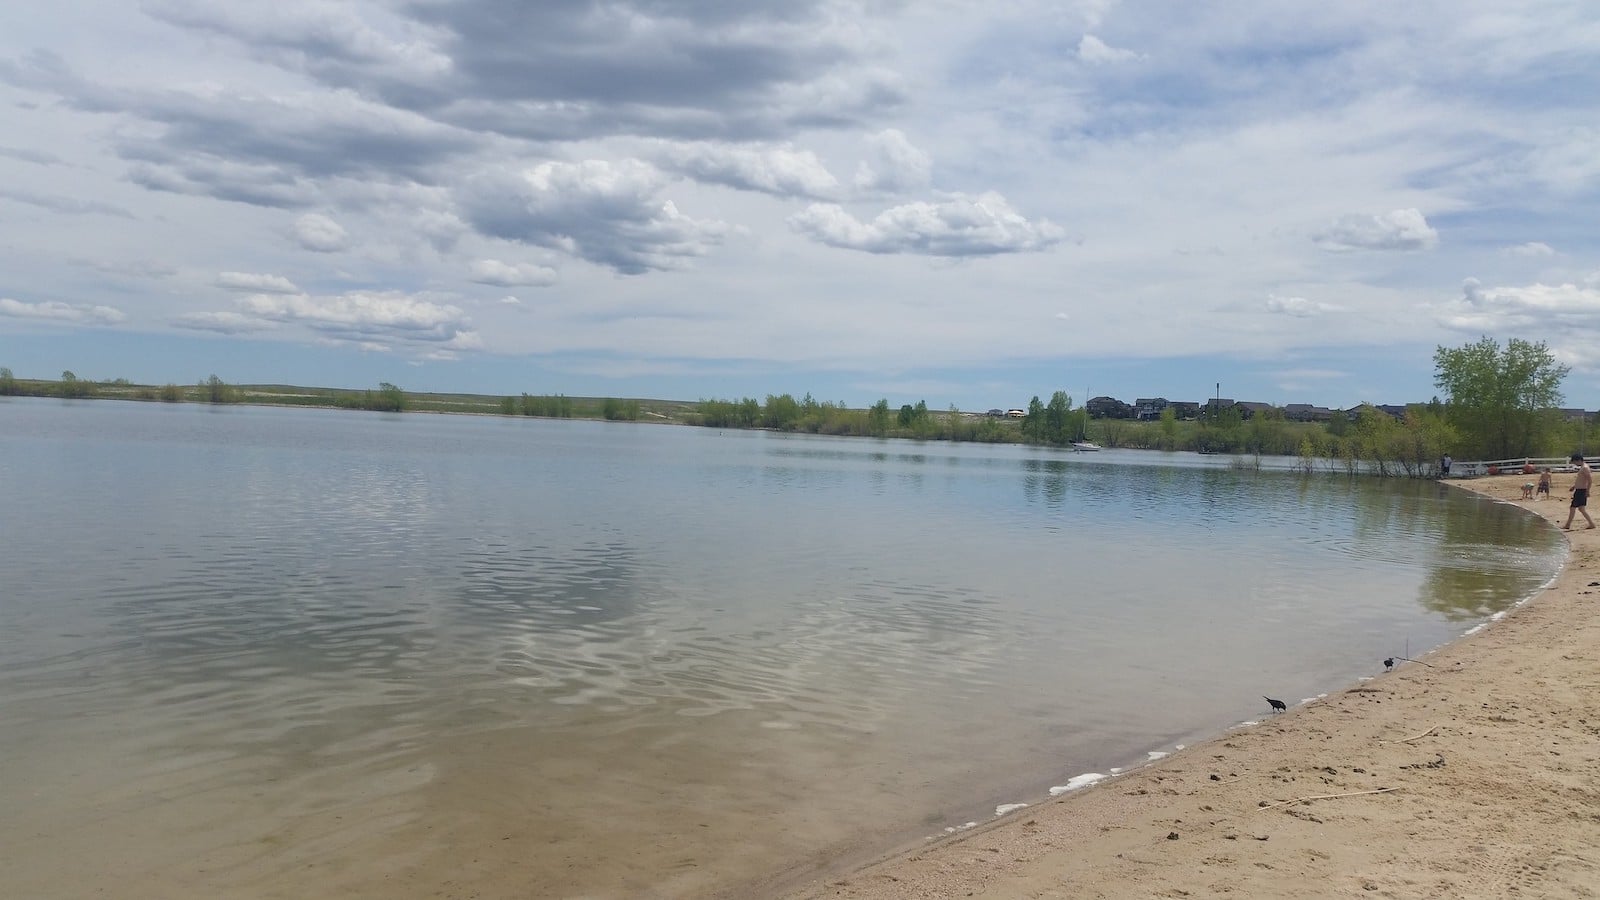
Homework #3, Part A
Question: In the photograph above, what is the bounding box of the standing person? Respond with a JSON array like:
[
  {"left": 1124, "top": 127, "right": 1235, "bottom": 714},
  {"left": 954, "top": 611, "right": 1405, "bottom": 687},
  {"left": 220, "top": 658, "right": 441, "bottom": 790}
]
[
  {"left": 1565, "top": 454, "right": 1595, "bottom": 530},
  {"left": 1538, "top": 468, "right": 1552, "bottom": 499},
  {"left": 1441, "top": 454, "right": 1452, "bottom": 477}
]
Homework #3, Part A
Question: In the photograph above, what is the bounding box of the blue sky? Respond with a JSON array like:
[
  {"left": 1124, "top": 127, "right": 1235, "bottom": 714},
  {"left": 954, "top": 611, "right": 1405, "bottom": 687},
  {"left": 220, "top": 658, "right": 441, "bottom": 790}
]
[{"left": 3, "top": 1, "right": 1598, "bottom": 412}]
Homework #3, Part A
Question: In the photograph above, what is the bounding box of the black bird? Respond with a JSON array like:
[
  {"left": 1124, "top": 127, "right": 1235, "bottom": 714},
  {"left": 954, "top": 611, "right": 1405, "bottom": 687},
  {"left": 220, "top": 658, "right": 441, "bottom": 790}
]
[
  {"left": 1384, "top": 657, "right": 1395, "bottom": 671},
  {"left": 1263, "top": 696, "right": 1287, "bottom": 713}
]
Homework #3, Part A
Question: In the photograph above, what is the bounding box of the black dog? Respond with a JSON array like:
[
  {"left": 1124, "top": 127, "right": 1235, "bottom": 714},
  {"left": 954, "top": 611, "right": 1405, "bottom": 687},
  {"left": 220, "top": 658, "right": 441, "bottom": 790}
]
[{"left": 1263, "top": 696, "right": 1287, "bottom": 713}]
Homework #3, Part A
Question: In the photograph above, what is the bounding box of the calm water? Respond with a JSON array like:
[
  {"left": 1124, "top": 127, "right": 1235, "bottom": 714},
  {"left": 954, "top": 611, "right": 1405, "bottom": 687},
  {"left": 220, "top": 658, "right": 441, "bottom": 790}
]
[{"left": 0, "top": 398, "right": 1563, "bottom": 897}]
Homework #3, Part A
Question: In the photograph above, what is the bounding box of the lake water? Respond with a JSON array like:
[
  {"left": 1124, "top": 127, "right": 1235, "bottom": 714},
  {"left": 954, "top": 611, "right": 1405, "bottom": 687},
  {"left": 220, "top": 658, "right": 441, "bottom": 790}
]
[{"left": 0, "top": 398, "right": 1564, "bottom": 898}]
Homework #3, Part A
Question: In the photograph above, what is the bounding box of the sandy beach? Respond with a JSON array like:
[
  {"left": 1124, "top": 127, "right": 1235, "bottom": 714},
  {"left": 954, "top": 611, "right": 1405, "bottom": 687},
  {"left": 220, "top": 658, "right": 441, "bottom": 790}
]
[{"left": 774, "top": 475, "right": 1600, "bottom": 899}]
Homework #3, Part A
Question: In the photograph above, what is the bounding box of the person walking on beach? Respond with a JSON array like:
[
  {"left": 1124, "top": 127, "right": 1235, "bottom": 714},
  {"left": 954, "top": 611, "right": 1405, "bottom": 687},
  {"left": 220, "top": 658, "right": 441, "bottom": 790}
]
[
  {"left": 1538, "top": 468, "right": 1552, "bottom": 499},
  {"left": 1565, "top": 454, "right": 1595, "bottom": 530}
]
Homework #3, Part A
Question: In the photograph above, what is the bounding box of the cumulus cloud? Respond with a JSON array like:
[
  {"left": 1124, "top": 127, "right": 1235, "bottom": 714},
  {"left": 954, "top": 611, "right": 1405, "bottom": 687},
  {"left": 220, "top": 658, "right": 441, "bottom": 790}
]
[
  {"left": 1078, "top": 35, "right": 1140, "bottom": 64},
  {"left": 175, "top": 289, "right": 478, "bottom": 353},
  {"left": 459, "top": 159, "right": 728, "bottom": 274},
  {"left": 1313, "top": 208, "right": 1438, "bottom": 253},
  {"left": 789, "top": 193, "right": 1064, "bottom": 256},
  {"left": 854, "top": 129, "right": 932, "bottom": 195},
  {"left": 1504, "top": 241, "right": 1556, "bottom": 257},
  {"left": 0, "top": 297, "right": 126, "bottom": 324},
  {"left": 1442, "top": 277, "right": 1600, "bottom": 333},
  {"left": 1452, "top": 277, "right": 1600, "bottom": 321},
  {"left": 216, "top": 271, "right": 299, "bottom": 293},
  {"left": 236, "top": 290, "right": 474, "bottom": 345},
  {"left": 656, "top": 141, "right": 839, "bottom": 199},
  {"left": 1265, "top": 295, "right": 1337, "bottom": 317},
  {"left": 468, "top": 259, "right": 557, "bottom": 287},
  {"left": 293, "top": 213, "right": 350, "bottom": 252}
]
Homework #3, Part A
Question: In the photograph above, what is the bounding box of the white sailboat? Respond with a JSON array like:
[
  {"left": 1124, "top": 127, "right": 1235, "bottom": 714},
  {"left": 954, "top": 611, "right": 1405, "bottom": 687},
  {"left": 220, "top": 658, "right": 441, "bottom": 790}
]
[{"left": 1073, "top": 387, "right": 1101, "bottom": 450}]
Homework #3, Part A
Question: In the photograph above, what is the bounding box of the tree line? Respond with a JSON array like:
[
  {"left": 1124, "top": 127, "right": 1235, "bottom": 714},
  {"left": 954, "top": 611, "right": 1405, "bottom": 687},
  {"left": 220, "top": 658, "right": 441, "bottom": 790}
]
[{"left": 3, "top": 335, "right": 1582, "bottom": 476}]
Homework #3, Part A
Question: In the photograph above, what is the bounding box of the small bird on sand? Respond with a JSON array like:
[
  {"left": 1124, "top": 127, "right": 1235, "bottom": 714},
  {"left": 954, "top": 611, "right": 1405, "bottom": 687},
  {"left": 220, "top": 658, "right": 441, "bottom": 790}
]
[
  {"left": 1263, "top": 696, "right": 1287, "bottom": 713},
  {"left": 1384, "top": 657, "right": 1395, "bottom": 671}
]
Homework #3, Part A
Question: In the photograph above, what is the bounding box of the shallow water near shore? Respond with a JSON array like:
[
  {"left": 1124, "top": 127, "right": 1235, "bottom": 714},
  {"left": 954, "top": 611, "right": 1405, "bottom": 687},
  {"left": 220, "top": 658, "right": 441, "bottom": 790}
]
[{"left": 0, "top": 398, "right": 1564, "bottom": 897}]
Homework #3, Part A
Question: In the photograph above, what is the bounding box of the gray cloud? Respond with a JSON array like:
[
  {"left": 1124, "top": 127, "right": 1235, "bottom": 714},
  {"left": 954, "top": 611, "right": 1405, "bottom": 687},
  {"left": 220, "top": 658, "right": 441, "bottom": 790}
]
[
  {"left": 2, "top": 48, "right": 479, "bottom": 208},
  {"left": 0, "top": 144, "right": 63, "bottom": 165},
  {"left": 1312, "top": 208, "right": 1439, "bottom": 252},
  {"left": 459, "top": 160, "right": 729, "bottom": 274},
  {"left": 789, "top": 193, "right": 1065, "bottom": 256},
  {"left": 0, "top": 187, "right": 134, "bottom": 218},
  {"left": 141, "top": 0, "right": 904, "bottom": 142}
]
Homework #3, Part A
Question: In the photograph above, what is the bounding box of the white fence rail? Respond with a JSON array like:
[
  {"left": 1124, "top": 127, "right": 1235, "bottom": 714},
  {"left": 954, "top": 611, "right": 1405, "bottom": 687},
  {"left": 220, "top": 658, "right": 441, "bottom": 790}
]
[{"left": 1449, "top": 456, "right": 1593, "bottom": 478}]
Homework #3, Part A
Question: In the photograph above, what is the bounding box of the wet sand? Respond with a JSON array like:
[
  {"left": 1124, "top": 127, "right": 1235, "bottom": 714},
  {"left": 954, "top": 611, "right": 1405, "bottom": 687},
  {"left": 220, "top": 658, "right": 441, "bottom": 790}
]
[{"left": 775, "top": 475, "right": 1600, "bottom": 899}]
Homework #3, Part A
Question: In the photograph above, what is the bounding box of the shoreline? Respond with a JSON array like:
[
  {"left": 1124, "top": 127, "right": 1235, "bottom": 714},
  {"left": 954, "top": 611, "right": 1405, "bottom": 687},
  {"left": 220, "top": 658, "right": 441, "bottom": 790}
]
[{"left": 774, "top": 474, "right": 1600, "bottom": 899}]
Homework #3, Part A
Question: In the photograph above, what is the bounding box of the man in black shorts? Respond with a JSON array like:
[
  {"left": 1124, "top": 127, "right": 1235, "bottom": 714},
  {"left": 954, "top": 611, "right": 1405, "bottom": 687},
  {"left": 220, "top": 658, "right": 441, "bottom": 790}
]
[{"left": 1565, "top": 453, "right": 1594, "bottom": 530}]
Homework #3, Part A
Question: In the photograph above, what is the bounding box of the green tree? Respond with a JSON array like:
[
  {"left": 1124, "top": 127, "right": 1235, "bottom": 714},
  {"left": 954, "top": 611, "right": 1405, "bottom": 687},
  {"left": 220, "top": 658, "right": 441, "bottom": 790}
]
[
  {"left": 1020, "top": 396, "right": 1046, "bottom": 442},
  {"left": 1434, "top": 336, "right": 1568, "bottom": 459},
  {"left": 0, "top": 367, "right": 15, "bottom": 396},
  {"left": 1157, "top": 406, "right": 1178, "bottom": 449},
  {"left": 60, "top": 370, "right": 93, "bottom": 398},
  {"left": 599, "top": 397, "right": 640, "bottom": 421},
  {"left": 376, "top": 382, "right": 405, "bottom": 412},
  {"left": 867, "top": 399, "right": 891, "bottom": 436},
  {"left": 159, "top": 383, "right": 184, "bottom": 403},
  {"left": 201, "top": 374, "right": 237, "bottom": 404},
  {"left": 1044, "top": 391, "right": 1072, "bottom": 444},
  {"left": 764, "top": 393, "right": 801, "bottom": 430}
]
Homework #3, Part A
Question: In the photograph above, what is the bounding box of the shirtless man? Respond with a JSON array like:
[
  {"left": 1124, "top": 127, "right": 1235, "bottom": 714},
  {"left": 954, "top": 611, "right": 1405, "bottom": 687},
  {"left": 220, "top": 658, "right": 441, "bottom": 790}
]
[{"left": 1565, "top": 454, "right": 1595, "bottom": 530}]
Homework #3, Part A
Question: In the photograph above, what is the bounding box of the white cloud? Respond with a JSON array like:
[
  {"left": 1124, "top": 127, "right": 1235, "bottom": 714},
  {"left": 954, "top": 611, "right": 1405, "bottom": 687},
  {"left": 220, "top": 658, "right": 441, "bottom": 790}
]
[
  {"left": 1313, "top": 208, "right": 1439, "bottom": 253},
  {"left": 216, "top": 271, "right": 299, "bottom": 293},
  {"left": 1503, "top": 241, "right": 1555, "bottom": 257},
  {"left": 1442, "top": 277, "right": 1600, "bottom": 332},
  {"left": 657, "top": 141, "right": 840, "bottom": 199},
  {"left": 1265, "top": 295, "right": 1337, "bottom": 317},
  {"left": 468, "top": 259, "right": 557, "bottom": 287},
  {"left": 238, "top": 290, "right": 471, "bottom": 341},
  {"left": 0, "top": 297, "right": 125, "bottom": 324},
  {"left": 854, "top": 129, "right": 932, "bottom": 195},
  {"left": 173, "top": 310, "right": 276, "bottom": 334},
  {"left": 1078, "top": 35, "right": 1139, "bottom": 64},
  {"left": 293, "top": 214, "right": 350, "bottom": 252},
  {"left": 790, "top": 193, "right": 1064, "bottom": 256}
]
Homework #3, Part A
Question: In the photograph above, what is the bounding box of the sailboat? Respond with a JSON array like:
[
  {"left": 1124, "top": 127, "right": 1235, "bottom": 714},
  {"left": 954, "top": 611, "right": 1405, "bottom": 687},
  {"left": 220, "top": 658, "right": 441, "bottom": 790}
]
[{"left": 1072, "top": 388, "right": 1101, "bottom": 451}]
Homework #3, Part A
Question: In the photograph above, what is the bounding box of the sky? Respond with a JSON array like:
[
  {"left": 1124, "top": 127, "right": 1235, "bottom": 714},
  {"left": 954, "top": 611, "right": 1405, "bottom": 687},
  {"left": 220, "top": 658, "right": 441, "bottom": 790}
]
[{"left": 2, "top": 1, "right": 1599, "bottom": 413}]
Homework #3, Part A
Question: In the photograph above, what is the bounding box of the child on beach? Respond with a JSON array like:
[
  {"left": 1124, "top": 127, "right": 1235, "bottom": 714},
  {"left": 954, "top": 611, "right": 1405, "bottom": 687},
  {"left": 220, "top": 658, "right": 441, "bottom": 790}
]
[
  {"left": 1538, "top": 469, "right": 1552, "bottom": 499},
  {"left": 1522, "top": 481, "right": 1536, "bottom": 499}
]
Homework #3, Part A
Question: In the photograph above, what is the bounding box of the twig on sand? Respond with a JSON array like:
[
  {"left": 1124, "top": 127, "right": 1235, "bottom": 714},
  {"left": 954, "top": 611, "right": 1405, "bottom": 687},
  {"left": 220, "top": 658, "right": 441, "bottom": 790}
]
[
  {"left": 1256, "top": 787, "right": 1398, "bottom": 811},
  {"left": 1392, "top": 656, "right": 1435, "bottom": 668},
  {"left": 1380, "top": 725, "right": 1439, "bottom": 745}
]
